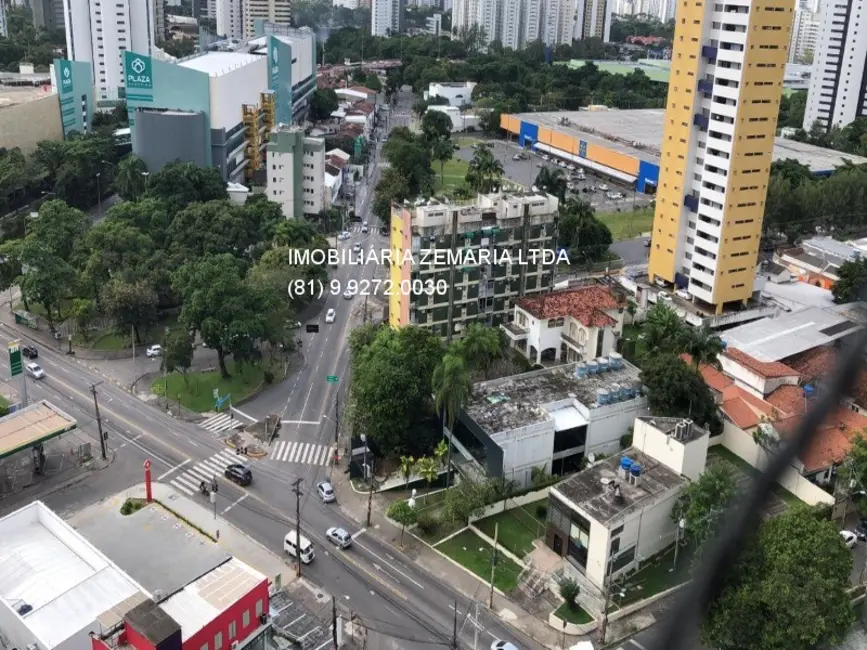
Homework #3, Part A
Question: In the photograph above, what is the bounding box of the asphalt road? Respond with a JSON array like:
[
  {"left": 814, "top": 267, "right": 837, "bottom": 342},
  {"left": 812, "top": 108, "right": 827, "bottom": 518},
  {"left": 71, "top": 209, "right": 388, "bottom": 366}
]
[
  {"left": 611, "top": 237, "right": 651, "bottom": 265},
  {"left": 0, "top": 90, "right": 541, "bottom": 650}
]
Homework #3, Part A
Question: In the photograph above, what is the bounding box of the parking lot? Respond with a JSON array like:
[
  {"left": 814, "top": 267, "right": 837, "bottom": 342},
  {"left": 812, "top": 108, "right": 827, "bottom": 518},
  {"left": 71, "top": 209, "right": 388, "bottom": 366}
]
[{"left": 453, "top": 137, "right": 655, "bottom": 214}]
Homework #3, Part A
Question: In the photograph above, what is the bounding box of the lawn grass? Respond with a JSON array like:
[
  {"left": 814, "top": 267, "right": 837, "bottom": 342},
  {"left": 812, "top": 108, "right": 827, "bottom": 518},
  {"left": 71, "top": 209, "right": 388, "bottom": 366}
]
[
  {"left": 555, "top": 602, "right": 594, "bottom": 624},
  {"left": 474, "top": 499, "right": 548, "bottom": 557},
  {"left": 74, "top": 315, "right": 179, "bottom": 351},
  {"left": 596, "top": 206, "right": 655, "bottom": 241},
  {"left": 435, "top": 529, "right": 523, "bottom": 592},
  {"left": 435, "top": 158, "right": 470, "bottom": 191},
  {"left": 709, "top": 446, "right": 803, "bottom": 508},
  {"left": 612, "top": 542, "right": 693, "bottom": 609},
  {"left": 152, "top": 359, "right": 279, "bottom": 413}
]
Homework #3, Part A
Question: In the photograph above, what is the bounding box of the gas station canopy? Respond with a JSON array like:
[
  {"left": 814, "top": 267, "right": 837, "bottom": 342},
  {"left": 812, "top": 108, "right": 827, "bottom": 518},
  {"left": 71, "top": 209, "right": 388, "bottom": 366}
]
[{"left": 0, "top": 400, "right": 77, "bottom": 460}]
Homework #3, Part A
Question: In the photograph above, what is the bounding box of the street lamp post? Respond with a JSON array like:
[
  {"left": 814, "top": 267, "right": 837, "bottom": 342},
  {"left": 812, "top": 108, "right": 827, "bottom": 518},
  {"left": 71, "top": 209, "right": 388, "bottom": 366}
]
[
  {"left": 673, "top": 518, "right": 685, "bottom": 570},
  {"left": 96, "top": 172, "right": 102, "bottom": 217}
]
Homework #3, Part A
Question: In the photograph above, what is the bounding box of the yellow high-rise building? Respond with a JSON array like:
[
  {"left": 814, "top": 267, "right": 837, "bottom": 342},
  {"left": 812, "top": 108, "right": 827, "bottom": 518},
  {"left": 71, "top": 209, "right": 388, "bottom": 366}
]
[{"left": 647, "top": 0, "right": 794, "bottom": 314}]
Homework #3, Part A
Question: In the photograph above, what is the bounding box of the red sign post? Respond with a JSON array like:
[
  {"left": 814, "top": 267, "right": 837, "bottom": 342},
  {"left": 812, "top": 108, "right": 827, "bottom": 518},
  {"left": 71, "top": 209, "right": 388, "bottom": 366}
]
[{"left": 144, "top": 459, "right": 152, "bottom": 503}]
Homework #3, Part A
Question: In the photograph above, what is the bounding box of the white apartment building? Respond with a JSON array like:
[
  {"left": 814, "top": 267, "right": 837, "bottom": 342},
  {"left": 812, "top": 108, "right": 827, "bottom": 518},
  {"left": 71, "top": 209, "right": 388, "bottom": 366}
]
[
  {"left": 243, "top": 0, "right": 291, "bottom": 38},
  {"left": 266, "top": 126, "right": 327, "bottom": 218},
  {"left": 216, "top": 0, "right": 244, "bottom": 39},
  {"left": 804, "top": 0, "right": 867, "bottom": 131},
  {"left": 0, "top": 2, "right": 6, "bottom": 38},
  {"left": 789, "top": 7, "right": 819, "bottom": 64},
  {"left": 426, "top": 81, "right": 477, "bottom": 107},
  {"left": 371, "top": 0, "right": 402, "bottom": 35},
  {"left": 334, "top": 0, "right": 360, "bottom": 8},
  {"left": 426, "top": 12, "right": 443, "bottom": 34},
  {"left": 62, "top": 0, "right": 158, "bottom": 102}
]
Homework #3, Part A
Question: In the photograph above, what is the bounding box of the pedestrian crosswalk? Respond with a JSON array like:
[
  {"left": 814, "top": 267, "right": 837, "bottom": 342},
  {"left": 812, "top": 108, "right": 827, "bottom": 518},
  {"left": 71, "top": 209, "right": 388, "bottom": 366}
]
[
  {"left": 268, "top": 440, "right": 334, "bottom": 466},
  {"left": 170, "top": 449, "right": 240, "bottom": 496},
  {"left": 200, "top": 413, "right": 245, "bottom": 433}
]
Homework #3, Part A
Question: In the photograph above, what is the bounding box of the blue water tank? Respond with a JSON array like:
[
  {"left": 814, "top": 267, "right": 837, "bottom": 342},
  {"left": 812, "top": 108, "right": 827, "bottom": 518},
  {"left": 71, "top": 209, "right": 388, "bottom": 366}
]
[
  {"left": 575, "top": 363, "right": 587, "bottom": 379},
  {"left": 610, "top": 383, "right": 622, "bottom": 402},
  {"left": 597, "top": 357, "right": 610, "bottom": 373},
  {"left": 804, "top": 384, "right": 816, "bottom": 397},
  {"left": 631, "top": 463, "right": 642, "bottom": 477},
  {"left": 620, "top": 457, "right": 634, "bottom": 471},
  {"left": 609, "top": 352, "right": 623, "bottom": 370},
  {"left": 586, "top": 361, "right": 598, "bottom": 375},
  {"left": 596, "top": 388, "right": 610, "bottom": 404}
]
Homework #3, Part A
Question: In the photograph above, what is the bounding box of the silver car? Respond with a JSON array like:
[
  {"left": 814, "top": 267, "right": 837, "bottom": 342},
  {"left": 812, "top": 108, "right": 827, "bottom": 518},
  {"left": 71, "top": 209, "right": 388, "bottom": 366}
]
[
  {"left": 317, "top": 480, "right": 336, "bottom": 503},
  {"left": 26, "top": 363, "right": 45, "bottom": 380},
  {"left": 326, "top": 527, "right": 352, "bottom": 549}
]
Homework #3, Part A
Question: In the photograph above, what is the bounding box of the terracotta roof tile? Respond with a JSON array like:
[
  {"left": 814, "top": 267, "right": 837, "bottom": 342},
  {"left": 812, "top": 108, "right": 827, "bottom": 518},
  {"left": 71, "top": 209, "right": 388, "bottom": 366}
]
[
  {"left": 516, "top": 286, "right": 621, "bottom": 329},
  {"left": 723, "top": 348, "right": 800, "bottom": 379},
  {"left": 775, "top": 407, "right": 867, "bottom": 473},
  {"left": 718, "top": 385, "right": 775, "bottom": 429},
  {"left": 784, "top": 347, "right": 837, "bottom": 382},
  {"left": 681, "top": 354, "right": 734, "bottom": 393},
  {"left": 766, "top": 385, "right": 807, "bottom": 417}
]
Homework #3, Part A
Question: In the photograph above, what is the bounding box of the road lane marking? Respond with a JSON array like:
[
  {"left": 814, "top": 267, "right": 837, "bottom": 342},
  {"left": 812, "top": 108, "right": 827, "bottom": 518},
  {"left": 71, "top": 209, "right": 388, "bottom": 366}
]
[
  {"left": 335, "top": 549, "right": 409, "bottom": 602},
  {"left": 351, "top": 529, "right": 366, "bottom": 540},
  {"left": 353, "top": 539, "right": 426, "bottom": 590},
  {"left": 230, "top": 406, "right": 256, "bottom": 422},
  {"left": 158, "top": 459, "right": 190, "bottom": 480},
  {"left": 630, "top": 641, "right": 648, "bottom": 650},
  {"left": 280, "top": 420, "right": 320, "bottom": 425},
  {"left": 223, "top": 493, "right": 248, "bottom": 514}
]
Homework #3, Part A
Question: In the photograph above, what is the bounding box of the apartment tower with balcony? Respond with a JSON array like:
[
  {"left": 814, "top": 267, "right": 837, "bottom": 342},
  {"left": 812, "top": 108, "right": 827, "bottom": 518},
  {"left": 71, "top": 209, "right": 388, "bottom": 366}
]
[{"left": 647, "top": 0, "right": 793, "bottom": 315}]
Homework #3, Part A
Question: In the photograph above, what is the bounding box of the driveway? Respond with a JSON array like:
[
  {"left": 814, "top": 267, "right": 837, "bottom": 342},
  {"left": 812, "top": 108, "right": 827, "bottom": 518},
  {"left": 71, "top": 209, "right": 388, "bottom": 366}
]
[{"left": 611, "top": 236, "right": 651, "bottom": 264}]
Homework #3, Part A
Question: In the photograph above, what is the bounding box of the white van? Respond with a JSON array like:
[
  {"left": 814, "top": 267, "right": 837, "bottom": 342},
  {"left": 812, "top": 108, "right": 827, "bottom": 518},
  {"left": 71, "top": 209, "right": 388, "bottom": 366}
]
[{"left": 284, "top": 531, "right": 315, "bottom": 564}]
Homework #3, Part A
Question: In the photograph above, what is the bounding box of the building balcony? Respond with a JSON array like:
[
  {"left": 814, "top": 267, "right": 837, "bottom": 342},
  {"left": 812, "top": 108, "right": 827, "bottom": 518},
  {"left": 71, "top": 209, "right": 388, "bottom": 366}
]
[
  {"left": 684, "top": 194, "right": 700, "bottom": 212},
  {"left": 701, "top": 45, "right": 718, "bottom": 62},
  {"left": 693, "top": 113, "right": 710, "bottom": 130},
  {"left": 501, "top": 322, "right": 528, "bottom": 340},
  {"left": 697, "top": 79, "right": 714, "bottom": 96},
  {"left": 561, "top": 333, "right": 586, "bottom": 354}
]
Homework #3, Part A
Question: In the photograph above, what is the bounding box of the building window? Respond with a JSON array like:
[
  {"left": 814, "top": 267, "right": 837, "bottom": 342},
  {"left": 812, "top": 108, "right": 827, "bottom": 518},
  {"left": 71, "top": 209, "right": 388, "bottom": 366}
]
[
  {"left": 229, "top": 622, "right": 237, "bottom": 639},
  {"left": 215, "top": 633, "right": 223, "bottom": 650},
  {"left": 256, "top": 600, "right": 264, "bottom": 616},
  {"left": 243, "top": 611, "right": 251, "bottom": 628},
  {"left": 612, "top": 545, "right": 636, "bottom": 572},
  {"left": 611, "top": 524, "right": 624, "bottom": 537}
]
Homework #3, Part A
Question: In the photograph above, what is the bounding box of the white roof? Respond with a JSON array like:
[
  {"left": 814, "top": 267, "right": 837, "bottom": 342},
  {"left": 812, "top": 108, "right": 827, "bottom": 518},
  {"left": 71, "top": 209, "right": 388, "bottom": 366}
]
[
  {"left": 0, "top": 502, "right": 147, "bottom": 649},
  {"left": 327, "top": 148, "right": 350, "bottom": 161},
  {"left": 550, "top": 406, "right": 587, "bottom": 432},
  {"left": 159, "top": 558, "right": 265, "bottom": 641},
  {"left": 179, "top": 52, "right": 260, "bottom": 77}
]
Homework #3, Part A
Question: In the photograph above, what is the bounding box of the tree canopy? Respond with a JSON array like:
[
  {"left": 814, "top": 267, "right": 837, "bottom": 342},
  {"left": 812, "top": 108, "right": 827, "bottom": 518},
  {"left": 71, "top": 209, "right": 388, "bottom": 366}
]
[{"left": 640, "top": 353, "right": 722, "bottom": 434}]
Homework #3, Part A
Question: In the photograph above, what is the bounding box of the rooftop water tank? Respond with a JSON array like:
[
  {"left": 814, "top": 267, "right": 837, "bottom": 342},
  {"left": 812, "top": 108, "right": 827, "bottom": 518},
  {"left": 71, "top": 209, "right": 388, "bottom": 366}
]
[
  {"left": 620, "top": 457, "right": 634, "bottom": 471},
  {"left": 596, "top": 388, "right": 610, "bottom": 405},
  {"left": 586, "top": 360, "right": 599, "bottom": 375},
  {"left": 609, "top": 352, "right": 623, "bottom": 370},
  {"left": 630, "top": 463, "right": 642, "bottom": 477},
  {"left": 596, "top": 357, "right": 610, "bottom": 373},
  {"left": 610, "top": 383, "right": 622, "bottom": 402},
  {"left": 575, "top": 362, "right": 588, "bottom": 379}
]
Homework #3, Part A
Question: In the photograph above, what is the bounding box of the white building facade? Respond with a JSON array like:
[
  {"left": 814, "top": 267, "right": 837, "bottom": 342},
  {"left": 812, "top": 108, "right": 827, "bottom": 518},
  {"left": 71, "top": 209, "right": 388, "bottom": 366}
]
[
  {"left": 788, "top": 7, "right": 819, "bottom": 64},
  {"left": 371, "top": 0, "right": 402, "bottom": 35},
  {"left": 426, "top": 81, "right": 477, "bottom": 107},
  {"left": 242, "top": 0, "right": 291, "bottom": 38},
  {"left": 266, "top": 127, "right": 327, "bottom": 218},
  {"left": 62, "top": 0, "right": 158, "bottom": 102},
  {"left": 216, "top": 0, "right": 244, "bottom": 39},
  {"left": 804, "top": 0, "right": 867, "bottom": 131}
]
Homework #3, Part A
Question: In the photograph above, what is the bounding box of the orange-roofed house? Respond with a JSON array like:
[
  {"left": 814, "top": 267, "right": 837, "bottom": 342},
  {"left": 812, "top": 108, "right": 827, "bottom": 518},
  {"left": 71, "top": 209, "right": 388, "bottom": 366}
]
[
  {"left": 502, "top": 285, "right": 625, "bottom": 365},
  {"left": 718, "top": 347, "right": 801, "bottom": 398}
]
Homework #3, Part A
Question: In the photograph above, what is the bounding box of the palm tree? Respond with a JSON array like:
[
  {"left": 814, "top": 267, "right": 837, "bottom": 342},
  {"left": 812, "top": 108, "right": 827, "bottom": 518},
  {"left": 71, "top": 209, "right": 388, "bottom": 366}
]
[
  {"left": 678, "top": 325, "right": 724, "bottom": 369},
  {"left": 642, "top": 303, "right": 683, "bottom": 355},
  {"left": 466, "top": 148, "right": 504, "bottom": 193},
  {"left": 432, "top": 139, "right": 454, "bottom": 190},
  {"left": 453, "top": 323, "right": 504, "bottom": 378},
  {"left": 114, "top": 154, "right": 148, "bottom": 201},
  {"left": 534, "top": 167, "right": 567, "bottom": 202},
  {"left": 432, "top": 353, "right": 472, "bottom": 489},
  {"left": 417, "top": 456, "right": 439, "bottom": 493},
  {"left": 399, "top": 455, "right": 416, "bottom": 491}
]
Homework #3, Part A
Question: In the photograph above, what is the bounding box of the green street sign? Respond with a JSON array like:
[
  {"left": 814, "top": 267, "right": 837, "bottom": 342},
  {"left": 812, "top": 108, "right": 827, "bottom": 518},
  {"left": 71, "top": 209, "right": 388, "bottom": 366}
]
[
  {"left": 326, "top": 375, "right": 339, "bottom": 383},
  {"left": 8, "top": 340, "right": 22, "bottom": 378}
]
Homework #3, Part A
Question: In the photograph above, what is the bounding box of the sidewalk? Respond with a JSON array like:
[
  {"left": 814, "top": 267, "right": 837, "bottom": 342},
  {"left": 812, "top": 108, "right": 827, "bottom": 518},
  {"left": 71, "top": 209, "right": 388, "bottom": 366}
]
[
  {"left": 330, "top": 467, "right": 564, "bottom": 648},
  {"left": 123, "top": 481, "right": 292, "bottom": 584}
]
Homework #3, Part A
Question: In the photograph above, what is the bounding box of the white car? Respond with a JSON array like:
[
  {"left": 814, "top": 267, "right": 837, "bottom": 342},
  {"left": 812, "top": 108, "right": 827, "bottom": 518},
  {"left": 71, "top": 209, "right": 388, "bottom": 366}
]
[
  {"left": 326, "top": 527, "right": 352, "bottom": 549},
  {"left": 317, "top": 480, "right": 336, "bottom": 503},
  {"left": 26, "top": 363, "right": 45, "bottom": 380},
  {"left": 491, "top": 642, "right": 520, "bottom": 650},
  {"left": 599, "top": 183, "right": 610, "bottom": 191},
  {"left": 567, "top": 164, "right": 576, "bottom": 171},
  {"left": 361, "top": 225, "right": 369, "bottom": 233},
  {"left": 325, "top": 309, "right": 336, "bottom": 324},
  {"left": 841, "top": 530, "right": 858, "bottom": 548},
  {"left": 338, "top": 231, "right": 351, "bottom": 241},
  {"left": 353, "top": 242, "right": 361, "bottom": 252},
  {"left": 146, "top": 345, "right": 162, "bottom": 357},
  {"left": 343, "top": 288, "right": 354, "bottom": 300}
]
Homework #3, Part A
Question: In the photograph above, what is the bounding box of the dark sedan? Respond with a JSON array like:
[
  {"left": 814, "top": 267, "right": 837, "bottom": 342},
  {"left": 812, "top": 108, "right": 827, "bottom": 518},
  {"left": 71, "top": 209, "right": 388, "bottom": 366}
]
[{"left": 224, "top": 463, "right": 252, "bottom": 486}]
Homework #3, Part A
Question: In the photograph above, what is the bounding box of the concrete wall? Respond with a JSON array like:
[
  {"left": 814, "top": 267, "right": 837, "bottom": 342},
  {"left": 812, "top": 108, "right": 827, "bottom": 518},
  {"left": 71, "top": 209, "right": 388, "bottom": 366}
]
[
  {"left": 134, "top": 110, "right": 209, "bottom": 172},
  {"left": 468, "top": 487, "right": 552, "bottom": 523},
  {"left": 492, "top": 422, "right": 554, "bottom": 487},
  {"left": 719, "top": 355, "right": 799, "bottom": 398},
  {"left": 632, "top": 418, "right": 709, "bottom": 481},
  {"left": 584, "top": 398, "right": 650, "bottom": 456},
  {"left": 0, "top": 94, "right": 63, "bottom": 154},
  {"left": 209, "top": 59, "right": 267, "bottom": 131}
]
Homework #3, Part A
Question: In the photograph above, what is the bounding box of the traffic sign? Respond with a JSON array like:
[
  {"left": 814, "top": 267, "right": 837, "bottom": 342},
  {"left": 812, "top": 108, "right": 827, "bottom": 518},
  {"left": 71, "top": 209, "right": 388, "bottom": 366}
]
[
  {"left": 326, "top": 375, "right": 339, "bottom": 383},
  {"left": 144, "top": 459, "right": 151, "bottom": 470},
  {"left": 8, "top": 340, "right": 22, "bottom": 378}
]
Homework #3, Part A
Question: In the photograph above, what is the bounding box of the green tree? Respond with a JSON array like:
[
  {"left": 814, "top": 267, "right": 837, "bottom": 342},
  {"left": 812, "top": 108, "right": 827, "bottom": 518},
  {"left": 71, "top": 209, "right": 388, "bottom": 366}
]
[
  {"left": 163, "top": 327, "right": 195, "bottom": 386},
  {"left": 442, "top": 476, "right": 488, "bottom": 524},
  {"left": 399, "top": 455, "right": 416, "bottom": 490},
  {"left": 421, "top": 110, "right": 453, "bottom": 144},
  {"left": 702, "top": 506, "right": 854, "bottom": 650},
  {"left": 450, "top": 323, "right": 503, "bottom": 378},
  {"left": 432, "top": 353, "right": 472, "bottom": 486},
  {"left": 173, "top": 254, "right": 267, "bottom": 378},
  {"left": 534, "top": 167, "right": 568, "bottom": 202},
  {"left": 640, "top": 353, "right": 721, "bottom": 434},
  {"left": 114, "top": 154, "right": 148, "bottom": 201},
  {"left": 69, "top": 298, "right": 97, "bottom": 342},
  {"left": 30, "top": 200, "right": 90, "bottom": 263},
  {"left": 833, "top": 257, "right": 867, "bottom": 303},
  {"left": 671, "top": 464, "right": 737, "bottom": 554},
  {"left": 144, "top": 162, "right": 228, "bottom": 215},
  {"left": 838, "top": 431, "right": 867, "bottom": 511},
  {"left": 642, "top": 303, "right": 685, "bottom": 355},
  {"left": 310, "top": 87, "right": 340, "bottom": 121},
  {"left": 349, "top": 325, "right": 444, "bottom": 456},
  {"left": 100, "top": 279, "right": 158, "bottom": 345},
  {"left": 372, "top": 167, "right": 411, "bottom": 224},
  {"left": 382, "top": 135, "right": 435, "bottom": 196},
  {"left": 416, "top": 456, "right": 439, "bottom": 491},
  {"left": 465, "top": 147, "right": 504, "bottom": 193},
  {"left": 386, "top": 499, "right": 418, "bottom": 545},
  {"left": 3, "top": 238, "right": 76, "bottom": 332},
  {"left": 77, "top": 219, "right": 155, "bottom": 301},
  {"left": 168, "top": 200, "right": 260, "bottom": 264},
  {"left": 678, "top": 325, "right": 724, "bottom": 369},
  {"left": 431, "top": 139, "right": 454, "bottom": 189}
]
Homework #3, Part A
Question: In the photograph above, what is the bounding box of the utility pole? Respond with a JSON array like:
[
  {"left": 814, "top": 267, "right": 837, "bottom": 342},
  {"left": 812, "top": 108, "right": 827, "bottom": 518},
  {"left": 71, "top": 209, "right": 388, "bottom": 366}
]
[
  {"left": 90, "top": 382, "right": 107, "bottom": 460},
  {"left": 599, "top": 558, "right": 614, "bottom": 645},
  {"left": 331, "top": 596, "right": 338, "bottom": 650},
  {"left": 292, "top": 478, "right": 303, "bottom": 578},
  {"left": 489, "top": 523, "right": 499, "bottom": 609},
  {"left": 366, "top": 457, "right": 375, "bottom": 527}
]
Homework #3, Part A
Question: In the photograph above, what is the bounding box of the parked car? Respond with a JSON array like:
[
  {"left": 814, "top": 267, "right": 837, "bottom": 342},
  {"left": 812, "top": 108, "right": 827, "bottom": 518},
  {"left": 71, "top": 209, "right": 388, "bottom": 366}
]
[
  {"left": 841, "top": 530, "right": 858, "bottom": 548},
  {"left": 317, "top": 480, "right": 336, "bottom": 503},
  {"left": 146, "top": 345, "right": 163, "bottom": 358},
  {"left": 353, "top": 242, "right": 361, "bottom": 252},
  {"left": 338, "top": 231, "right": 351, "bottom": 241},
  {"left": 598, "top": 183, "right": 610, "bottom": 191},
  {"left": 22, "top": 344, "right": 38, "bottom": 359},
  {"left": 491, "top": 642, "right": 520, "bottom": 650},
  {"left": 379, "top": 226, "right": 389, "bottom": 236},
  {"left": 855, "top": 520, "right": 867, "bottom": 541},
  {"left": 224, "top": 463, "right": 252, "bottom": 486},
  {"left": 644, "top": 238, "right": 652, "bottom": 247},
  {"left": 567, "top": 164, "right": 576, "bottom": 171},
  {"left": 26, "top": 363, "right": 45, "bottom": 380},
  {"left": 326, "top": 527, "right": 353, "bottom": 549},
  {"left": 325, "top": 309, "right": 336, "bottom": 324}
]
